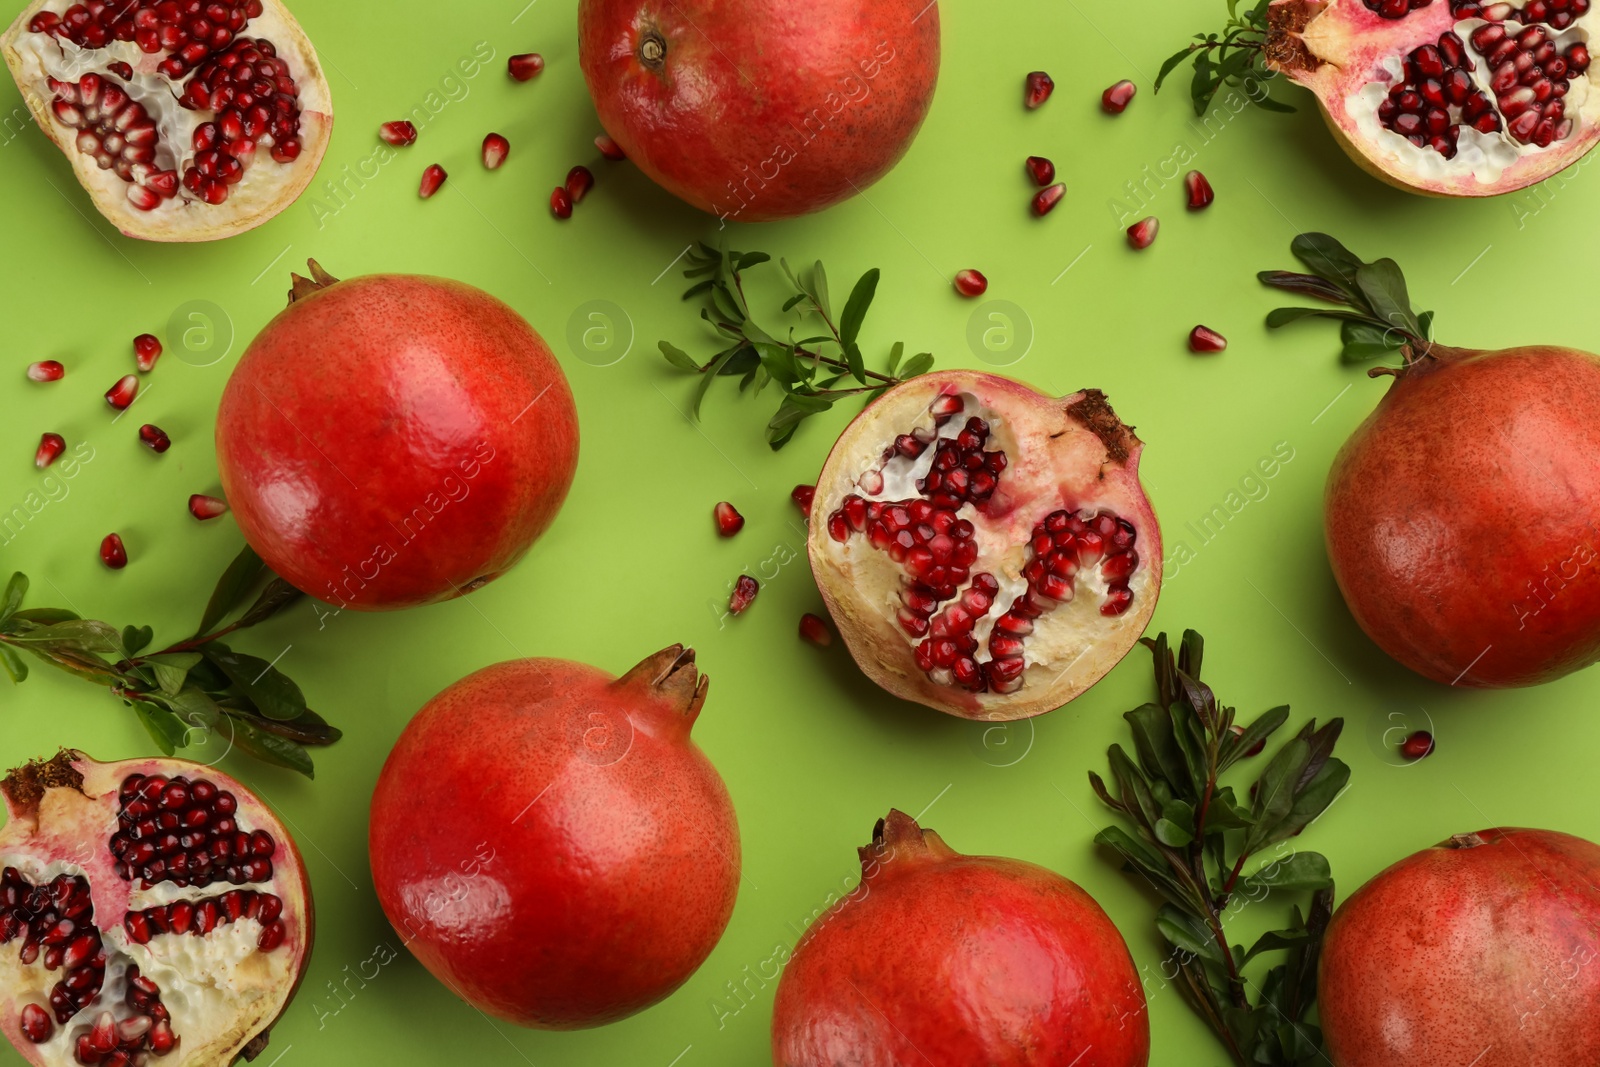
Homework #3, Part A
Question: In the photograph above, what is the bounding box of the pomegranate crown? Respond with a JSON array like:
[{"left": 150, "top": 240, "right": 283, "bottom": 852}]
[
  {"left": 615, "top": 645, "right": 709, "bottom": 724},
  {"left": 857, "top": 810, "right": 956, "bottom": 877}
]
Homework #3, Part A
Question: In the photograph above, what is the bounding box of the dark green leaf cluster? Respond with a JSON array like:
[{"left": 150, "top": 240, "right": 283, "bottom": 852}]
[
  {"left": 1259, "top": 233, "right": 1435, "bottom": 365},
  {"left": 1092, "top": 631, "right": 1347, "bottom": 1066},
  {"left": 1156, "top": 0, "right": 1296, "bottom": 115},
  {"left": 659, "top": 242, "right": 933, "bottom": 449},
  {"left": 0, "top": 546, "right": 339, "bottom": 778}
]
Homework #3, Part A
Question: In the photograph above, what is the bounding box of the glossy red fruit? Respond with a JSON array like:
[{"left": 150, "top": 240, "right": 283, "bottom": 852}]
[
  {"left": 370, "top": 647, "right": 739, "bottom": 1029},
  {"left": 729, "top": 575, "right": 759, "bottom": 615},
  {"left": 133, "top": 334, "right": 162, "bottom": 373},
  {"left": 1320, "top": 828, "right": 1600, "bottom": 1067},
  {"left": 1023, "top": 155, "right": 1054, "bottom": 185},
  {"left": 714, "top": 501, "right": 744, "bottom": 536},
  {"left": 508, "top": 52, "right": 545, "bottom": 81},
  {"left": 772, "top": 810, "right": 1149, "bottom": 1066},
  {"left": 25, "top": 361, "right": 63, "bottom": 383},
  {"left": 419, "top": 163, "right": 447, "bottom": 198},
  {"left": 188, "top": 494, "right": 229, "bottom": 520},
  {"left": 550, "top": 186, "right": 573, "bottom": 219},
  {"left": 105, "top": 375, "right": 137, "bottom": 411},
  {"left": 1127, "top": 216, "right": 1158, "bottom": 249},
  {"left": 1032, "top": 183, "right": 1065, "bottom": 216},
  {"left": 481, "top": 133, "right": 510, "bottom": 170},
  {"left": 1184, "top": 170, "right": 1214, "bottom": 209},
  {"left": 380, "top": 121, "right": 418, "bottom": 146},
  {"left": 1188, "top": 325, "right": 1227, "bottom": 353},
  {"left": 1101, "top": 79, "right": 1136, "bottom": 113},
  {"left": 99, "top": 533, "right": 126, "bottom": 569},
  {"left": 953, "top": 269, "right": 987, "bottom": 297},
  {"left": 1024, "top": 70, "right": 1054, "bottom": 109},
  {"left": 578, "top": 0, "right": 939, "bottom": 220},
  {"left": 565, "top": 165, "right": 595, "bottom": 203},
  {"left": 214, "top": 263, "right": 579, "bottom": 611},
  {"left": 33, "top": 433, "right": 64, "bottom": 470}
]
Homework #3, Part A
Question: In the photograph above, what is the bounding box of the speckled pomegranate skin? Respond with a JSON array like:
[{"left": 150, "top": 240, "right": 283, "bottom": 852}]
[
  {"left": 369, "top": 649, "right": 740, "bottom": 1030},
  {"left": 578, "top": 0, "right": 939, "bottom": 221},
  {"left": 1324, "top": 345, "right": 1600, "bottom": 686},
  {"left": 1320, "top": 828, "right": 1600, "bottom": 1067},
  {"left": 216, "top": 273, "right": 578, "bottom": 611},
  {"left": 772, "top": 811, "right": 1149, "bottom": 1067}
]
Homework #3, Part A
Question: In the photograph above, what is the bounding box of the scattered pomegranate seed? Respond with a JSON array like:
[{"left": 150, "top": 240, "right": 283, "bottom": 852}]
[
  {"left": 595, "top": 134, "right": 627, "bottom": 161},
  {"left": 419, "top": 164, "right": 448, "bottom": 199},
  {"left": 1126, "top": 217, "right": 1159, "bottom": 250},
  {"left": 105, "top": 60, "right": 133, "bottom": 81},
  {"left": 1185, "top": 170, "right": 1215, "bottom": 210},
  {"left": 1189, "top": 326, "right": 1228, "bottom": 353},
  {"left": 509, "top": 53, "right": 545, "bottom": 81},
  {"left": 1032, "top": 183, "right": 1065, "bottom": 216},
  {"left": 1025, "top": 71, "right": 1054, "bottom": 109},
  {"left": 953, "top": 270, "right": 988, "bottom": 298},
  {"left": 729, "top": 575, "right": 760, "bottom": 615},
  {"left": 1024, "top": 155, "right": 1055, "bottom": 186},
  {"left": 1228, "top": 723, "right": 1267, "bottom": 758},
  {"left": 133, "top": 333, "right": 162, "bottom": 373},
  {"left": 551, "top": 186, "right": 573, "bottom": 219},
  {"left": 105, "top": 375, "right": 138, "bottom": 411},
  {"left": 566, "top": 165, "right": 595, "bottom": 203},
  {"left": 35, "top": 433, "right": 65, "bottom": 470},
  {"left": 138, "top": 424, "right": 171, "bottom": 453},
  {"left": 792, "top": 484, "right": 816, "bottom": 516},
  {"left": 799, "top": 613, "right": 833, "bottom": 647},
  {"left": 379, "top": 121, "right": 418, "bottom": 147},
  {"left": 1101, "top": 79, "right": 1137, "bottom": 114},
  {"left": 481, "top": 133, "right": 510, "bottom": 171},
  {"left": 26, "top": 360, "right": 64, "bottom": 383},
  {"left": 189, "top": 494, "right": 229, "bottom": 521},
  {"left": 100, "top": 533, "right": 127, "bottom": 570},
  {"left": 1400, "top": 730, "right": 1435, "bottom": 761},
  {"left": 714, "top": 501, "right": 745, "bottom": 537}
]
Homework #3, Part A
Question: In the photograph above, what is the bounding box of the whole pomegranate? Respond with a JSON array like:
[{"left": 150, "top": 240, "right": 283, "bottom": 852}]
[
  {"left": 771, "top": 810, "right": 1149, "bottom": 1067},
  {"left": 216, "top": 262, "right": 579, "bottom": 612},
  {"left": 2, "top": 0, "right": 332, "bottom": 241},
  {"left": 1263, "top": 0, "right": 1598, "bottom": 195},
  {"left": 577, "top": 0, "right": 940, "bottom": 221},
  {"left": 1320, "top": 828, "right": 1600, "bottom": 1066},
  {"left": 0, "top": 751, "right": 313, "bottom": 1066},
  {"left": 807, "top": 370, "right": 1162, "bottom": 720},
  {"left": 369, "top": 645, "right": 740, "bottom": 1029}
]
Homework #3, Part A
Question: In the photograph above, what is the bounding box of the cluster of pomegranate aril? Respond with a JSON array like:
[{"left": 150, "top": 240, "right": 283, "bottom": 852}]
[
  {"left": 1362, "top": 0, "right": 1590, "bottom": 24},
  {"left": 30, "top": 1, "right": 265, "bottom": 78},
  {"left": 108, "top": 773, "right": 276, "bottom": 891},
  {"left": 123, "top": 887, "right": 287, "bottom": 952},
  {"left": 1377, "top": 33, "right": 1498, "bottom": 158},
  {"left": 1469, "top": 23, "right": 1587, "bottom": 145},
  {"left": 2, "top": 868, "right": 108, "bottom": 1031},
  {"left": 66, "top": 967, "right": 177, "bottom": 1066},
  {"left": 46, "top": 74, "right": 178, "bottom": 211},
  {"left": 178, "top": 37, "right": 303, "bottom": 204}
]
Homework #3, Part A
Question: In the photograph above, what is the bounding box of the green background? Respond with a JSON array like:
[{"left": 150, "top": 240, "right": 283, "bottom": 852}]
[{"left": 1, "top": 0, "right": 1596, "bottom": 1063}]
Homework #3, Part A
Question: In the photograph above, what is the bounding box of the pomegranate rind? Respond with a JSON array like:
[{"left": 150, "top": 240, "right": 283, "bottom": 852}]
[
  {"left": 1, "top": 0, "right": 333, "bottom": 241},
  {"left": 0, "top": 751, "right": 313, "bottom": 1067},
  {"left": 807, "top": 370, "right": 1162, "bottom": 721}
]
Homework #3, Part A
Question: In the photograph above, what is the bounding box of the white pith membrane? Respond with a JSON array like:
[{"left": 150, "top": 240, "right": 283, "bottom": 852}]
[
  {"left": 1284, "top": 0, "right": 1600, "bottom": 194},
  {"left": 0, "top": 754, "right": 309, "bottom": 1067},
  {"left": 0, "top": 0, "right": 331, "bottom": 242},
  {"left": 807, "top": 373, "right": 1162, "bottom": 722}
]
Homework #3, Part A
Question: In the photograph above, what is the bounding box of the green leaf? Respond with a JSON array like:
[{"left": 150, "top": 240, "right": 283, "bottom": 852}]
[
  {"left": 143, "top": 652, "right": 202, "bottom": 697},
  {"left": 1155, "top": 797, "right": 1196, "bottom": 847},
  {"left": 1264, "top": 306, "right": 1369, "bottom": 330},
  {"left": 203, "top": 644, "right": 307, "bottom": 722},
  {"left": 1124, "top": 701, "right": 1189, "bottom": 793},
  {"left": 766, "top": 393, "right": 833, "bottom": 450},
  {"left": 0, "top": 573, "right": 26, "bottom": 624},
  {"left": 781, "top": 292, "right": 808, "bottom": 312},
  {"left": 1356, "top": 258, "right": 1420, "bottom": 336},
  {"left": 223, "top": 705, "right": 342, "bottom": 747},
  {"left": 1245, "top": 738, "right": 1310, "bottom": 853},
  {"left": 227, "top": 716, "right": 315, "bottom": 778},
  {"left": 132, "top": 701, "right": 188, "bottom": 756},
  {"left": 164, "top": 685, "right": 224, "bottom": 732},
  {"left": 659, "top": 340, "right": 699, "bottom": 371},
  {"left": 886, "top": 340, "right": 904, "bottom": 376},
  {"left": 1241, "top": 926, "right": 1312, "bottom": 967},
  {"left": 691, "top": 346, "right": 739, "bottom": 419},
  {"left": 196, "top": 543, "right": 267, "bottom": 638},
  {"left": 1418, "top": 309, "right": 1435, "bottom": 340},
  {"left": 1257, "top": 271, "right": 1352, "bottom": 305},
  {"left": 1220, "top": 704, "right": 1288, "bottom": 773},
  {"left": 6, "top": 619, "right": 124, "bottom": 653},
  {"left": 1154, "top": 45, "right": 1194, "bottom": 91},
  {"left": 735, "top": 251, "right": 771, "bottom": 271},
  {"left": 839, "top": 269, "right": 879, "bottom": 349},
  {"left": 9, "top": 608, "right": 78, "bottom": 624},
  {"left": 1290, "top": 233, "right": 1364, "bottom": 295},
  {"left": 121, "top": 625, "right": 154, "bottom": 656},
  {"left": 900, "top": 352, "right": 934, "bottom": 379},
  {"left": 1157, "top": 904, "right": 1224, "bottom": 963},
  {"left": 810, "top": 261, "right": 832, "bottom": 322},
  {"left": 1242, "top": 851, "right": 1334, "bottom": 894},
  {"left": 1251, "top": 92, "right": 1297, "bottom": 113},
  {"left": 234, "top": 578, "right": 304, "bottom": 631},
  {"left": 0, "top": 645, "right": 27, "bottom": 683},
  {"left": 1093, "top": 826, "right": 1189, "bottom": 906}
]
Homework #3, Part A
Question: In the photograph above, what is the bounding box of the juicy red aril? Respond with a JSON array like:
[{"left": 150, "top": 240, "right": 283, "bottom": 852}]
[
  {"left": 551, "top": 186, "right": 574, "bottom": 219},
  {"left": 380, "top": 120, "right": 418, "bottom": 146},
  {"left": 2, "top": 869, "right": 107, "bottom": 1029},
  {"left": 1025, "top": 70, "right": 1054, "bottom": 109},
  {"left": 133, "top": 333, "right": 162, "bottom": 373},
  {"left": 1127, "top": 216, "right": 1158, "bottom": 250},
  {"left": 124, "top": 888, "right": 286, "bottom": 950},
  {"left": 1184, "top": 170, "right": 1214, "bottom": 210},
  {"left": 509, "top": 52, "right": 545, "bottom": 81},
  {"left": 110, "top": 774, "right": 275, "bottom": 890},
  {"left": 189, "top": 494, "right": 230, "bottom": 520},
  {"left": 35, "top": 433, "right": 66, "bottom": 470},
  {"left": 33, "top": 0, "right": 265, "bottom": 76},
  {"left": 954, "top": 270, "right": 988, "bottom": 297},
  {"left": 792, "top": 484, "right": 816, "bottom": 516},
  {"left": 27, "top": 360, "right": 65, "bottom": 383},
  {"left": 566, "top": 165, "right": 595, "bottom": 203},
  {"left": 1024, "top": 155, "right": 1055, "bottom": 186},
  {"left": 45, "top": 74, "right": 177, "bottom": 212},
  {"left": 1189, "top": 325, "right": 1227, "bottom": 353},
  {"left": 419, "top": 163, "right": 447, "bottom": 199},
  {"left": 482, "top": 133, "right": 510, "bottom": 170},
  {"left": 595, "top": 134, "right": 627, "bottom": 160},
  {"left": 105, "top": 375, "right": 139, "bottom": 410},
  {"left": 1101, "top": 79, "right": 1137, "bottom": 114},
  {"left": 729, "top": 575, "right": 760, "bottom": 615},
  {"left": 19, "top": 1002, "right": 52, "bottom": 1043},
  {"left": 1401, "top": 730, "right": 1436, "bottom": 760},
  {"left": 139, "top": 424, "right": 172, "bottom": 453},
  {"left": 714, "top": 501, "right": 745, "bottom": 536},
  {"left": 1032, "top": 183, "right": 1065, "bottom": 216},
  {"left": 799, "top": 613, "right": 833, "bottom": 647},
  {"left": 100, "top": 534, "right": 128, "bottom": 569},
  {"left": 1466, "top": 23, "right": 1582, "bottom": 147},
  {"left": 177, "top": 37, "right": 305, "bottom": 205}
]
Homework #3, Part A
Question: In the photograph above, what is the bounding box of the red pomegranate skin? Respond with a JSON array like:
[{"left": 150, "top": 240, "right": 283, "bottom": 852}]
[
  {"left": 216, "top": 272, "right": 579, "bottom": 611},
  {"left": 1325, "top": 346, "right": 1600, "bottom": 686},
  {"left": 578, "top": 0, "right": 940, "bottom": 221},
  {"left": 1320, "top": 828, "right": 1600, "bottom": 1067},
  {"left": 772, "top": 811, "right": 1149, "bottom": 1066},
  {"left": 369, "top": 647, "right": 740, "bottom": 1029}
]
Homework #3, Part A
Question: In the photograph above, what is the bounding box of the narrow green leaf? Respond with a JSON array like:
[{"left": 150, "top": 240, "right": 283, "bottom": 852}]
[
  {"left": 227, "top": 717, "right": 315, "bottom": 778},
  {"left": 735, "top": 251, "right": 771, "bottom": 271},
  {"left": 1220, "top": 705, "right": 1289, "bottom": 772},
  {"left": 9, "top": 608, "right": 79, "bottom": 624},
  {"left": 203, "top": 645, "right": 307, "bottom": 722},
  {"left": 1290, "top": 233, "right": 1364, "bottom": 294},
  {"left": 659, "top": 340, "right": 699, "bottom": 371},
  {"left": 6, "top": 619, "right": 124, "bottom": 653},
  {"left": 1356, "top": 258, "right": 1420, "bottom": 336},
  {"left": 0, "top": 645, "right": 27, "bottom": 683},
  {"left": 1246, "top": 738, "right": 1311, "bottom": 853},
  {"left": 1154, "top": 45, "right": 1193, "bottom": 91},
  {"left": 1157, "top": 904, "right": 1224, "bottom": 963},
  {"left": 0, "top": 574, "right": 26, "bottom": 624},
  {"left": 1124, "top": 701, "right": 1189, "bottom": 793},
  {"left": 886, "top": 340, "right": 904, "bottom": 376},
  {"left": 1258, "top": 271, "right": 1353, "bottom": 305},
  {"left": 781, "top": 292, "right": 808, "bottom": 312},
  {"left": 899, "top": 352, "right": 934, "bottom": 379},
  {"left": 1341, "top": 341, "right": 1404, "bottom": 364},
  {"left": 810, "top": 261, "right": 832, "bottom": 322},
  {"left": 196, "top": 544, "right": 267, "bottom": 638},
  {"left": 1265, "top": 306, "right": 1369, "bottom": 330},
  {"left": 1241, "top": 926, "right": 1312, "bottom": 967},
  {"left": 690, "top": 347, "right": 739, "bottom": 419},
  {"left": 1242, "top": 851, "right": 1333, "bottom": 894},
  {"left": 143, "top": 652, "right": 202, "bottom": 697},
  {"left": 164, "top": 685, "right": 223, "bottom": 732},
  {"left": 1251, "top": 92, "right": 1297, "bottom": 113},
  {"left": 234, "top": 578, "right": 305, "bottom": 631},
  {"left": 132, "top": 702, "right": 188, "bottom": 756},
  {"left": 839, "top": 269, "right": 880, "bottom": 349}
]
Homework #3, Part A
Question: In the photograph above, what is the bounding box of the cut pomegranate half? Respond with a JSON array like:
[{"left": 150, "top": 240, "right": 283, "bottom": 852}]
[
  {"left": 1269, "top": 0, "right": 1600, "bottom": 195},
  {"left": 0, "top": 752, "right": 312, "bottom": 1067},
  {"left": 807, "top": 371, "right": 1162, "bottom": 720},
  {"left": 2, "top": 0, "right": 333, "bottom": 241}
]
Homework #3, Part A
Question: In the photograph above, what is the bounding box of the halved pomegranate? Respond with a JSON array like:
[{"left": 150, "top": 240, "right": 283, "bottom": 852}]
[
  {"left": 0, "top": 751, "right": 312, "bottom": 1066},
  {"left": 2, "top": 0, "right": 332, "bottom": 241},
  {"left": 1268, "top": 0, "right": 1599, "bottom": 195},
  {"left": 807, "top": 371, "right": 1161, "bottom": 721}
]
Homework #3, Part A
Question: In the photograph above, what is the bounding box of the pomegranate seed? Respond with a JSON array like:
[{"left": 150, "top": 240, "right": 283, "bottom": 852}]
[
  {"left": 419, "top": 164, "right": 447, "bottom": 199},
  {"left": 729, "top": 575, "right": 759, "bottom": 616},
  {"left": 35, "top": 433, "right": 66, "bottom": 469},
  {"left": 1401, "top": 730, "right": 1435, "bottom": 761},
  {"left": 595, "top": 134, "right": 627, "bottom": 160},
  {"left": 105, "top": 375, "right": 138, "bottom": 411},
  {"left": 953, "top": 270, "right": 988, "bottom": 298},
  {"left": 1127, "top": 216, "right": 1159, "bottom": 250},
  {"left": 551, "top": 186, "right": 573, "bottom": 219},
  {"left": 482, "top": 133, "right": 510, "bottom": 170},
  {"left": 714, "top": 501, "right": 745, "bottom": 536},
  {"left": 1032, "top": 183, "right": 1066, "bottom": 216},
  {"left": 566, "top": 165, "right": 595, "bottom": 203},
  {"left": 27, "top": 360, "right": 64, "bottom": 383},
  {"left": 100, "top": 533, "right": 127, "bottom": 570},
  {"left": 138, "top": 424, "right": 171, "bottom": 453},
  {"left": 792, "top": 484, "right": 816, "bottom": 516},
  {"left": 1024, "top": 155, "right": 1055, "bottom": 186},
  {"left": 1025, "top": 70, "right": 1054, "bottom": 109},
  {"left": 19, "top": 1003, "right": 52, "bottom": 1043},
  {"left": 509, "top": 52, "right": 545, "bottom": 81},
  {"left": 1101, "top": 79, "right": 1137, "bottom": 114},
  {"left": 1188, "top": 325, "right": 1227, "bottom": 353},
  {"left": 133, "top": 333, "right": 162, "bottom": 373},
  {"left": 189, "top": 494, "right": 229, "bottom": 520},
  {"left": 1185, "top": 170, "right": 1215, "bottom": 210},
  {"left": 379, "top": 121, "right": 418, "bottom": 146},
  {"left": 799, "top": 613, "right": 833, "bottom": 647}
]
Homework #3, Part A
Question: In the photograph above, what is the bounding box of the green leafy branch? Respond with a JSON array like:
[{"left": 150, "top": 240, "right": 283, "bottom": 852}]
[
  {"left": 1259, "top": 232, "right": 1436, "bottom": 368},
  {"left": 1092, "top": 631, "right": 1348, "bottom": 1066},
  {"left": 1155, "top": 0, "right": 1296, "bottom": 115},
  {"left": 0, "top": 545, "right": 340, "bottom": 778},
  {"left": 659, "top": 242, "right": 934, "bottom": 449}
]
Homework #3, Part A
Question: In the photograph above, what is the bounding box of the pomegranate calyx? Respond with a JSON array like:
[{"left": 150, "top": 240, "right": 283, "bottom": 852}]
[
  {"left": 1264, "top": 0, "right": 1327, "bottom": 73},
  {"left": 286, "top": 259, "right": 341, "bottom": 304},
  {"left": 1066, "top": 389, "right": 1140, "bottom": 464},
  {"left": 859, "top": 810, "right": 957, "bottom": 877},
  {"left": 615, "top": 644, "right": 708, "bottom": 723},
  {"left": 1447, "top": 831, "right": 1490, "bottom": 849},
  {"left": 0, "top": 749, "right": 84, "bottom": 819}
]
